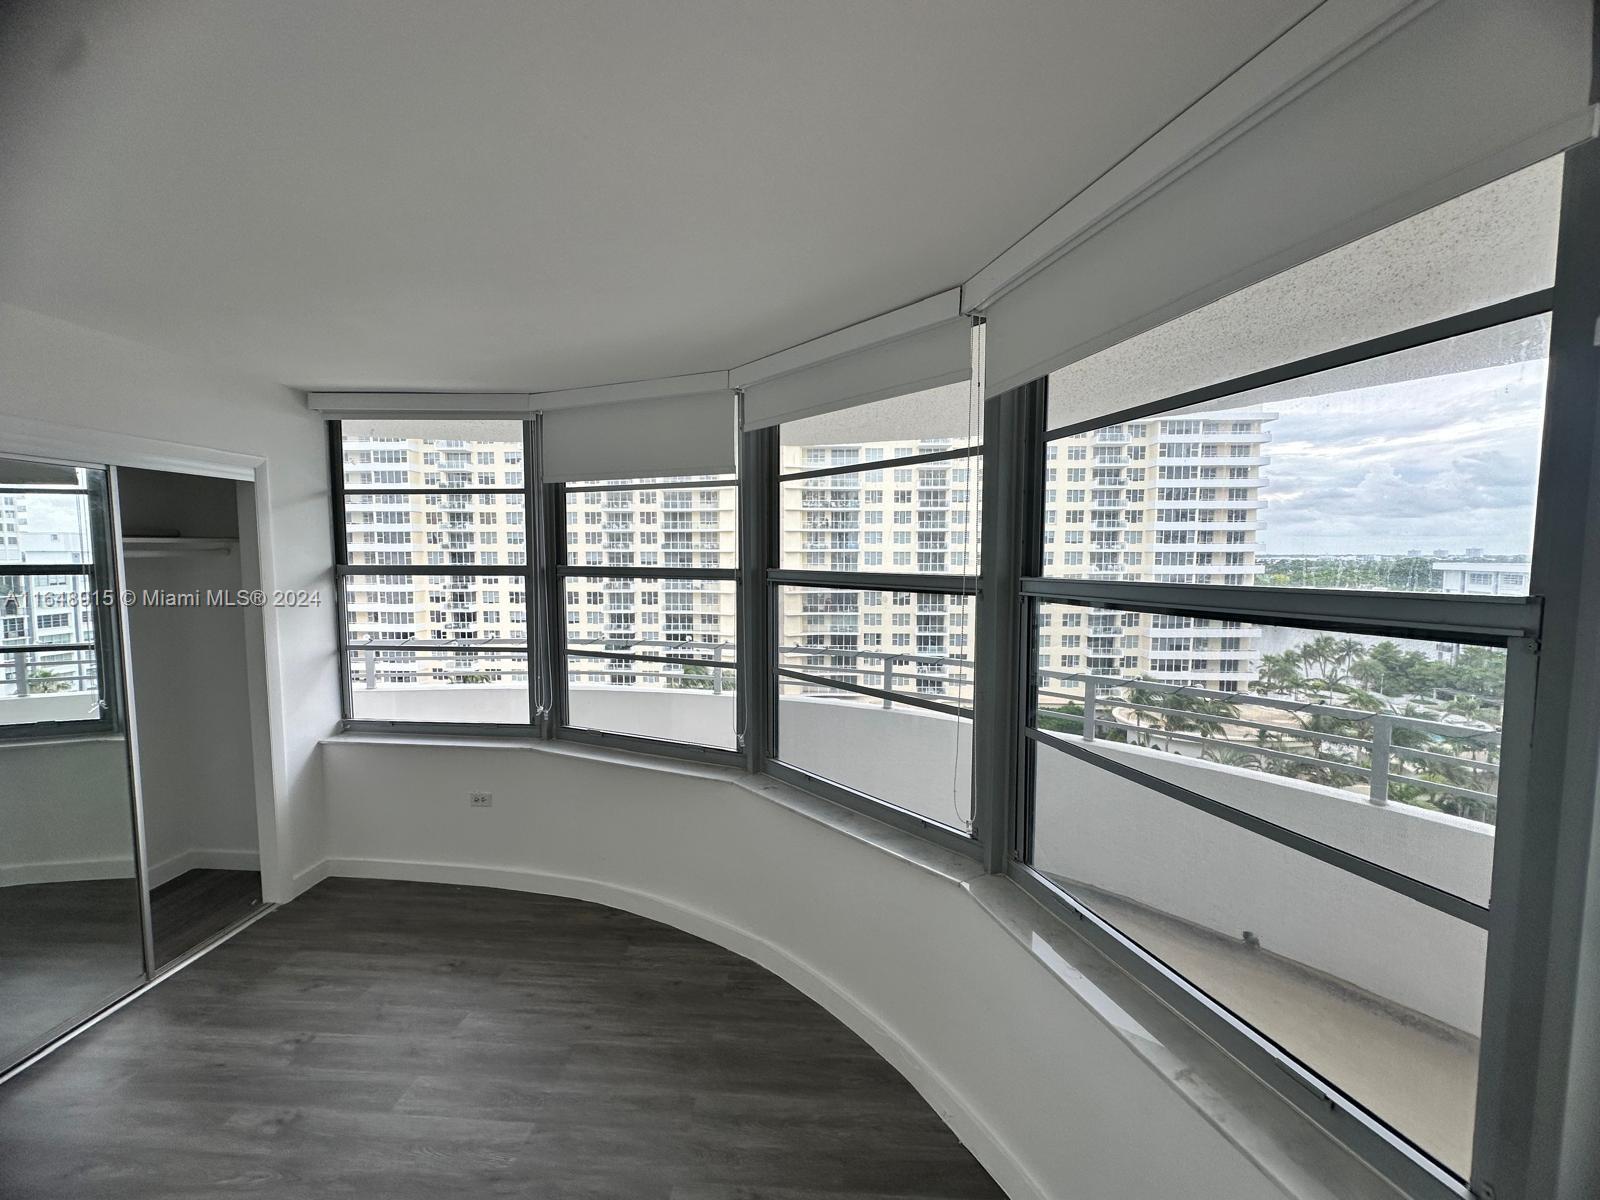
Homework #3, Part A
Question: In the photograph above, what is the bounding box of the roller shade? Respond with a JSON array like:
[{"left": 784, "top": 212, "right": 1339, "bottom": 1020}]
[
  {"left": 541, "top": 388, "right": 736, "bottom": 483},
  {"left": 735, "top": 291, "right": 973, "bottom": 430},
  {"left": 308, "top": 392, "right": 531, "bottom": 419},
  {"left": 982, "top": 0, "right": 1596, "bottom": 398}
]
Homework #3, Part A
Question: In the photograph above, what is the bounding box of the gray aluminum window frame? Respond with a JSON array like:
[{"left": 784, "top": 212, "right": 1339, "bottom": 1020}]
[
  {"left": 550, "top": 474, "right": 744, "bottom": 766},
  {"left": 331, "top": 417, "right": 544, "bottom": 737},
  {"left": 755, "top": 377, "right": 988, "bottom": 858},
  {"left": 332, "top": 421, "right": 746, "bottom": 765}
]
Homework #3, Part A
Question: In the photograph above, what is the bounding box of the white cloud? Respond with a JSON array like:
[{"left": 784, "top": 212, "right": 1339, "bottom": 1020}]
[{"left": 1252, "top": 360, "right": 1543, "bottom": 555}]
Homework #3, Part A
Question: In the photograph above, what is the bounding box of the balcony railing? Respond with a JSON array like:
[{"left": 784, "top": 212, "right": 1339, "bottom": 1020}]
[
  {"left": 1037, "top": 669, "right": 1500, "bottom": 814},
  {"left": 2, "top": 647, "right": 100, "bottom": 701},
  {"left": 777, "top": 644, "right": 975, "bottom": 708}
]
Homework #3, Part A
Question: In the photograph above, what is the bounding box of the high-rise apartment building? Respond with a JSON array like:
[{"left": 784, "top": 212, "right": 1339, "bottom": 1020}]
[
  {"left": 342, "top": 408, "right": 1275, "bottom": 699},
  {"left": 342, "top": 429, "right": 740, "bottom": 693},
  {"left": 1035, "top": 411, "right": 1276, "bottom": 692},
  {"left": 778, "top": 438, "right": 977, "bottom": 702},
  {"left": 563, "top": 481, "right": 738, "bottom": 689},
  {"left": 342, "top": 429, "right": 529, "bottom": 687}
]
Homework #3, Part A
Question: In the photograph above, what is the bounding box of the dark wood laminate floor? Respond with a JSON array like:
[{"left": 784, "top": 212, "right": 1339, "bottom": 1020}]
[
  {"left": 151, "top": 867, "right": 264, "bottom": 966},
  {"left": 0, "top": 878, "right": 1006, "bottom": 1200},
  {"left": 0, "top": 879, "right": 146, "bottom": 1070}
]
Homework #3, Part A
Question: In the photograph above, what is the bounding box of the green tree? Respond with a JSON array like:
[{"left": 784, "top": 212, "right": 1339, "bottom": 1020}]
[
  {"left": 1257, "top": 652, "right": 1305, "bottom": 695},
  {"left": 668, "top": 664, "right": 714, "bottom": 691}
]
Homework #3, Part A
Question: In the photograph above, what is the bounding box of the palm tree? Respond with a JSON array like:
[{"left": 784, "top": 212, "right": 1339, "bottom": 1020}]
[
  {"left": 1257, "top": 652, "right": 1304, "bottom": 696},
  {"left": 1297, "top": 634, "right": 1362, "bottom": 685},
  {"left": 1118, "top": 683, "right": 1166, "bottom": 748},
  {"left": 1335, "top": 638, "right": 1367, "bottom": 679},
  {"left": 1201, "top": 744, "right": 1264, "bottom": 771},
  {"left": 1160, "top": 692, "right": 1241, "bottom": 744}
]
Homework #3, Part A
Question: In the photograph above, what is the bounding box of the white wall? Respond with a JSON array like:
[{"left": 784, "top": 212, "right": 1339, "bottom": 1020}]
[
  {"left": 123, "top": 546, "right": 260, "bottom": 885},
  {"left": 0, "top": 736, "right": 136, "bottom": 885},
  {"left": 0, "top": 300, "right": 338, "bottom": 899},
  {"left": 320, "top": 738, "right": 1311, "bottom": 1200}
]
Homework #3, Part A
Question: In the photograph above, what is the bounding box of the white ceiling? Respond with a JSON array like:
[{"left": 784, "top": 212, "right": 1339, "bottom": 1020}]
[{"left": 0, "top": 0, "right": 1317, "bottom": 393}]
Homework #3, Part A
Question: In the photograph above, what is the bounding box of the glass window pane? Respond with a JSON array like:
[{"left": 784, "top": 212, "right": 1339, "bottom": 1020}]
[
  {"left": 1030, "top": 741, "right": 1482, "bottom": 1176},
  {"left": 0, "top": 647, "right": 103, "bottom": 725},
  {"left": 1047, "top": 156, "right": 1561, "bottom": 430},
  {"left": 1032, "top": 601, "right": 1503, "bottom": 900},
  {"left": 780, "top": 459, "right": 982, "bottom": 576},
  {"left": 774, "top": 584, "right": 975, "bottom": 833},
  {"left": 776, "top": 585, "right": 976, "bottom": 705},
  {"left": 346, "top": 649, "right": 528, "bottom": 724},
  {"left": 778, "top": 386, "right": 984, "bottom": 578},
  {"left": 778, "top": 680, "right": 972, "bottom": 834},
  {"left": 343, "top": 575, "right": 527, "bottom": 646},
  {"left": 342, "top": 491, "right": 529, "bottom": 568},
  {"left": 566, "top": 475, "right": 736, "bottom": 488},
  {"left": 339, "top": 420, "right": 524, "bottom": 489},
  {"left": 565, "top": 668, "right": 737, "bottom": 751},
  {"left": 562, "top": 574, "right": 737, "bottom": 750},
  {"left": 0, "top": 464, "right": 96, "bottom": 567},
  {"left": 562, "top": 480, "right": 737, "bottom": 570},
  {"left": 1041, "top": 315, "right": 1547, "bottom": 591}
]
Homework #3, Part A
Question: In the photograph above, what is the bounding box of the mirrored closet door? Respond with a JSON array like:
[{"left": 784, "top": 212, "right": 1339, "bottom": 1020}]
[{"left": 0, "top": 456, "right": 146, "bottom": 1069}]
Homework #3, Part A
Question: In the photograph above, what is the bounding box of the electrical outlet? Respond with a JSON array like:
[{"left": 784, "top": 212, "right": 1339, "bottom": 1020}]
[{"left": 469, "top": 792, "right": 493, "bottom": 808}]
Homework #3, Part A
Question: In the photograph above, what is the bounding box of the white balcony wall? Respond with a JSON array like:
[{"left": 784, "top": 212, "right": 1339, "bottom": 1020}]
[
  {"left": 0, "top": 693, "right": 101, "bottom": 726},
  {"left": 570, "top": 685, "right": 737, "bottom": 750},
  {"left": 1035, "top": 739, "right": 1490, "bottom": 1035},
  {"left": 779, "top": 697, "right": 973, "bottom": 827}
]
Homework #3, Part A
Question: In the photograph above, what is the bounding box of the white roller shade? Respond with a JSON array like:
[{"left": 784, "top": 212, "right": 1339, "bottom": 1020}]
[
  {"left": 541, "top": 389, "right": 736, "bottom": 483},
  {"left": 981, "top": 0, "right": 1596, "bottom": 397},
  {"left": 735, "top": 291, "right": 972, "bottom": 430},
  {"left": 308, "top": 392, "right": 531, "bottom": 419}
]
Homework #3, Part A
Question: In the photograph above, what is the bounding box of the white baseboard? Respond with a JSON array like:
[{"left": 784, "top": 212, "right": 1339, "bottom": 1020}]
[
  {"left": 0, "top": 856, "right": 135, "bottom": 887},
  {"left": 287, "top": 856, "right": 330, "bottom": 900},
  {"left": 307, "top": 855, "right": 1045, "bottom": 1200},
  {"left": 146, "top": 848, "right": 261, "bottom": 890}
]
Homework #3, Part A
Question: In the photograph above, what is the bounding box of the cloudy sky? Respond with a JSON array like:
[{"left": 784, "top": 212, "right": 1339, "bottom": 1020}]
[{"left": 1253, "top": 358, "right": 1545, "bottom": 558}]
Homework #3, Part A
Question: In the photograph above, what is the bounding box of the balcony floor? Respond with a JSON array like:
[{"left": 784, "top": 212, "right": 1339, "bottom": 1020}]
[
  {"left": 0, "top": 878, "right": 1004, "bottom": 1200},
  {"left": 1059, "top": 878, "right": 1477, "bottom": 1176}
]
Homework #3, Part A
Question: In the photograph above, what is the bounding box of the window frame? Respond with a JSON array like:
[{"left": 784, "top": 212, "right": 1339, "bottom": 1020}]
[
  {"left": 1009, "top": 286, "right": 1557, "bottom": 1194},
  {"left": 548, "top": 475, "right": 743, "bottom": 766},
  {"left": 331, "top": 418, "right": 544, "bottom": 737},
  {"left": 755, "top": 376, "right": 987, "bottom": 858},
  {"left": 330, "top": 420, "right": 745, "bottom": 766}
]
